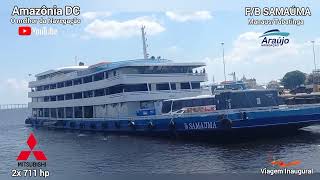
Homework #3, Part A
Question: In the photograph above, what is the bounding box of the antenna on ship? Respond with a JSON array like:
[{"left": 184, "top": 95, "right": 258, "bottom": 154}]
[
  {"left": 221, "top": 42, "right": 226, "bottom": 82},
  {"left": 141, "top": 26, "right": 149, "bottom": 59},
  {"left": 229, "top": 72, "right": 236, "bottom": 82}
]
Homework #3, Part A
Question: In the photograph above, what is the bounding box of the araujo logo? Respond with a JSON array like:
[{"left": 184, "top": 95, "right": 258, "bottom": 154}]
[
  {"left": 260, "top": 29, "right": 290, "bottom": 47},
  {"left": 17, "top": 133, "right": 47, "bottom": 161}
]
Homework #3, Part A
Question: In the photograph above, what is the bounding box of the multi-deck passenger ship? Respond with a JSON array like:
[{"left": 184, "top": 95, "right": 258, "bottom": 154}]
[
  {"left": 28, "top": 58, "right": 209, "bottom": 122},
  {"left": 26, "top": 27, "right": 320, "bottom": 139}
]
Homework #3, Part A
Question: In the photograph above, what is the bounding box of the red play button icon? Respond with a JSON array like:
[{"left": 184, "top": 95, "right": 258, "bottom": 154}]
[{"left": 18, "top": 26, "right": 32, "bottom": 36}]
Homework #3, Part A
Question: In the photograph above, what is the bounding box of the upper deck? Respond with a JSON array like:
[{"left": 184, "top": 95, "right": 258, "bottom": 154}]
[{"left": 30, "top": 59, "right": 205, "bottom": 88}]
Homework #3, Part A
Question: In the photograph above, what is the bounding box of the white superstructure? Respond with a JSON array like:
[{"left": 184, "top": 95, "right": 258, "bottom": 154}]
[{"left": 28, "top": 59, "right": 209, "bottom": 119}]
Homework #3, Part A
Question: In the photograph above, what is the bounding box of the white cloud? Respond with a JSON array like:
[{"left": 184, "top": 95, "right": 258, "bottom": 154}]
[
  {"left": 226, "top": 32, "right": 301, "bottom": 64},
  {"left": 203, "top": 31, "right": 315, "bottom": 84},
  {"left": 165, "top": 11, "right": 212, "bottom": 22},
  {"left": 84, "top": 16, "right": 165, "bottom": 39},
  {"left": 82, "top": 11, "right": 112, "bottom": 20},
  {"left": 0, "top": 78, "right": 29, "bottom": 104},
  {"left": 5, "top": 78, "right": 28, "bottom": 92}
]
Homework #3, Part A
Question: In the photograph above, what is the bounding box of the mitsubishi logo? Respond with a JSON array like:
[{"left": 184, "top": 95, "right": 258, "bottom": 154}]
[{"left": 17, "top": 133, "right": 47, "bottom": 161}]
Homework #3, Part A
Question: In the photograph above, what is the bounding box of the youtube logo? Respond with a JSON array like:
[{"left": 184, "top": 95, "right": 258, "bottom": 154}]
[{"left": 18, "top": 26, "right": 32, "bottom": 36}]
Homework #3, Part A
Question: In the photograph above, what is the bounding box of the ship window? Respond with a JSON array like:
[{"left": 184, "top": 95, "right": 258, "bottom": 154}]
[
  {"left": 124, "top": 84, "right": 148, "bottom": 92},
  {"left": 170, "top": 97, "right": 215, "bottom": 112},
  {"left": 156, "top": 83, "right": 170, "bottom": 90},
  {"left": 44, "top": 96, "right": 49, "bottom": 102},
  {"left": 50, "top": 108, "right": 57, "bottom": 118},
  {"left": 44, "top": 108, "right": 49, "bottom": 117},
  {"left": 74, "top": 106, "right": 83, "bottom": 118},
  {"left": 57, "top": 95, "right": 64, "bottom": 101},
  {"left": 43, "top": 85, "right": 49, "bottom": 90},
  {"left": 38, "top": 109, "right": 44, "bottom": 117},
  {"left": 192, "top": 98, "right": 214, "bottom": 106},
  {"left": 140, "top": 101, "right": 155, "bottom": 109},
  {"left": 32, "top": 109, "right": 37, "bottom": 117},
  {"left": 84, "top": 90, "right": 93, "bottom": 98},
  {"left": 94, "top": 89, "right": 105, "bottom": 97},
  {"left": 83, "top": 76, "right": 92, "bottom": 83},
  {"left": 50, "top": 84, "right": 57, "bottom": 89},
  {"left": 74, "top": 92, "right": 82, "bottom": 99},
  {"left": 50, "top": 96, "right": 56, "bottom": 101},
  {"left": 65, "top": 80, "right": 72, "bottom": 87},
  {"left": 84, "top": 106, "right": 93, "bottom": 118},
  {"left": 181, "top": 82, "right": 191, "bottom": 89},
  {"left": 172, "top": 100, "right": 191, "bottom": 112},
  {"left": 170, "top": 83, "right": 176, "bottom": 90},
  {"left": 73, "top": 78, "right": 82, "bottom": 85},
  {"left": 66, "top": 107, "right": 73, "bottom": 118},
  {"left": 161, "top": 101, "right": 172, "bottom": 113},
  {"left": 109, "top": 85, "right": 124, "bottom": 94},
  {"left": 191, "top": 82, "right": 200, "bottom": 89},
  {"left": 57, "top": 108, "right": 64, "bottom": 118},
  {"left": 36, "top": 86, "right": 43, "bottom": 91},
  {"left": 57, "top": 82, "right": 65, "bottom": 88},
  {"left": 65, "top": 93, "right": 73, "bottom": 100},
  {"left": 192, "top": 99, "right": 202, "bottom": 107},
  {"left": 104, "top": 72, "right": 108, "bottom": 79},
  {"left": 172, "top": 100, "right": 183, "bottom": 112},
  {"left": 94, "top": 72, "right": 104, "bottom": 81},
  {"left": 105, "top": 88, "right": 110, "bottom": 95}
]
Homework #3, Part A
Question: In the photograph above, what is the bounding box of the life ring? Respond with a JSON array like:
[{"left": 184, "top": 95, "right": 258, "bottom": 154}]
[
  {"left": 219, "top": 118, "right": 232, "bottom": 129},
  {"left": 25, "top": 118, "right": 31, "bottom": 124},
  {"left": 148, "top": 121, "right": 155, "bottom": 129},
  {"left": 128, "top": 121, "right": 136, "bottom": 129}
]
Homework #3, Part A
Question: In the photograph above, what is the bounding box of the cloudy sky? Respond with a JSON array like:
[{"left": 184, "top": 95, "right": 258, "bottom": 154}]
[{"left": 0, "top": 0, "right": 320, "bottom": 104}]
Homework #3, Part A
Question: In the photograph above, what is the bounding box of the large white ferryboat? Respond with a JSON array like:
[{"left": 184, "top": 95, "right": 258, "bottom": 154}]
[
  {"left": 28, "top": 59, "right": 209, "bottom": 120},
  {"left": 27, "top": 27, "right": 320, "bottom": 139},
  {"left": 28, "top": 27, "right": 209, "bottom": 126}
]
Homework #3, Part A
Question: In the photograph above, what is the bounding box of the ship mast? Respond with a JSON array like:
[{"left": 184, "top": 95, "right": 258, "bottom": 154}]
[{"left": 141, "top": 26, "right": 149, "bottom": 59}]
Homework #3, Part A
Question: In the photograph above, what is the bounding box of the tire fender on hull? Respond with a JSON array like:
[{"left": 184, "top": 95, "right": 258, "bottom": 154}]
[{"left": 218, "top": 114, "right": 232, "bottom": 129}]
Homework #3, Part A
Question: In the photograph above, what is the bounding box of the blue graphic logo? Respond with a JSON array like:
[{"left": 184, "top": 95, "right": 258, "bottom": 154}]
[{"left": 260, "top": 29, "right": 290, "bottom": 47}]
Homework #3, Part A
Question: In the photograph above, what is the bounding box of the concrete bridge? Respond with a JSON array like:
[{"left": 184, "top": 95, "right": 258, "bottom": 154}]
[{"left": 0, "top": 104, "right": 28, "bottom": 110}]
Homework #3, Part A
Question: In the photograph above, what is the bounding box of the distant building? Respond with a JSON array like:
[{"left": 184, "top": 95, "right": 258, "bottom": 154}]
[
  {"left": 266, "top": 80, "right": 282, "bottom": 90},
  {"left": 306, "top": 70, "right": 320, "bottom": 92},
  {"left": 241, "top": 76, "right": 260, "bottom": 89}
]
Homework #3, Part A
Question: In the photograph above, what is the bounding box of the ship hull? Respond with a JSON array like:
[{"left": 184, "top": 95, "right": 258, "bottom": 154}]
[{"left": 26, "top": 104, "right": 320, "bottom": 139}]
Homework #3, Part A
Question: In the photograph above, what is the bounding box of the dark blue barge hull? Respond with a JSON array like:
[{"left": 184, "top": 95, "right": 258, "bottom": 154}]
[{"left": 26, "top": 104, "right": 320, "bottom": 138}]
